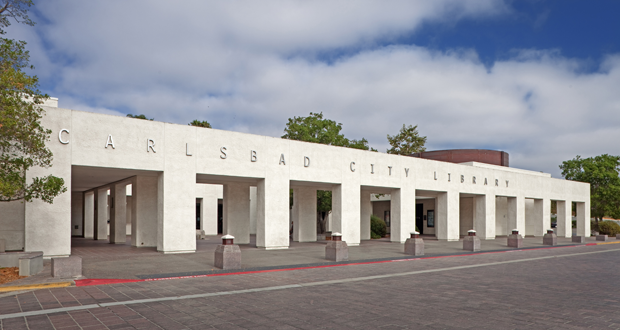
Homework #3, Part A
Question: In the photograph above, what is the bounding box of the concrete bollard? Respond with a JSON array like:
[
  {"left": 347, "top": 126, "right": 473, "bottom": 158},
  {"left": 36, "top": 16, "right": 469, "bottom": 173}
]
[
  {"left": 543, "top": 229, "right": 557, "bottom": 246},
  {"left": 52, "top": 256, "right": 82, "bottom": 278},
  {"left": 404, "top": 232, "right": 424, "bottom": 256},
  {"left": 596, "top": 235, "right": 609, "bottom": 242},
  {"left": 0, "top": 239, "right": 5, "bottom": 253},
  {"left": 214, "top": 235, "right": 241, "bottom": 270},
  {"left": 196, "top": 230, "right": 206, "bottom": 240},
  {"left": 572, "top": 236, "right": 585, "bottom": 243},
  {"left": 507, "top": 229, "right": 523, "bottom": 248},
  {"left": 325, "top": 232, "right": 348, "bottom": 261},
  {"left": 463, "top": 230, "right": 480, "bottom": 251}
]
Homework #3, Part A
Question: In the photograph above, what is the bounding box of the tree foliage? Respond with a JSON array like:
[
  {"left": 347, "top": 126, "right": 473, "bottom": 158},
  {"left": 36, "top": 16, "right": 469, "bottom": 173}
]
[
  {"left": 282, "top": 112, "right": 372, "bottom": 150},
  {"left": 126, "top": 113, "right": 153, "bottom": 120},
  {"left": 386, "top": 124, "right": 427, "bottom": 155},
  {"left": 560, "top": 154, "right": 620, "bottom": 222},
  {"left": 0, "top": 0, "right": 33, "bottom": 35},
  {"left": 0, "top": 4, "right": 67, "bottom": 203},
  {"left": 189, "top": 119, "right": 212, "bottom": 128}
]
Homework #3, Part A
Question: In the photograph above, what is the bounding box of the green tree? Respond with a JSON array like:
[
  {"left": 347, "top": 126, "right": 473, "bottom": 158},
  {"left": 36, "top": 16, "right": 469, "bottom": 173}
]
[
  {"left": 560, "top": 154, "right": 620, "bottom": 224},
  {"left": 282, "top": 112, "right": 374, "bottom": 232},
  {"left": 126, "top": 114, "right": 153, "bottom": 120},
  {"left": 386, "top": 124, "right": 427, "bottom": 155},
  {"left": 0, "top": 1, "right": 34, "bottom": 35},
  {"left": 282, "top": 112, "right": 372, "bottom": 150},
  {"left": 189, "top": 119, "right": 212, "bottom": 128},
  {"left": 0, "top": 1, "right": 67, "bottom": 203}
]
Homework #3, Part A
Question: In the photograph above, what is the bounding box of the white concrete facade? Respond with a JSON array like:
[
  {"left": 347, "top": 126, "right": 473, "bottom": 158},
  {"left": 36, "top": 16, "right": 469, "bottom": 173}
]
[{"left": 0, "top": 106, "right": 591, "bottom": 256}]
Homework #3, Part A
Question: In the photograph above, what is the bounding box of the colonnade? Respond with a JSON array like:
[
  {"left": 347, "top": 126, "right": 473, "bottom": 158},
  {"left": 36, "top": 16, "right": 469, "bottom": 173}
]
[{"left": 73, "top": 177, "right": 590, "bottom": 252}]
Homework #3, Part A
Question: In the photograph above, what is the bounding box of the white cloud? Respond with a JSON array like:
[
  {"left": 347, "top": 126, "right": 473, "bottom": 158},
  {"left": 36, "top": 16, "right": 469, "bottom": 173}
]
[{"left": 7, "top": 0, "right": 620, "bottom": 177}]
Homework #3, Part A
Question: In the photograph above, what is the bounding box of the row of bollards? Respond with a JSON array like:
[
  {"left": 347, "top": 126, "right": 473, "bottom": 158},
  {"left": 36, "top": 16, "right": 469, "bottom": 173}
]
[
  {"left": 214, "top": 232, "right": 351, "bottom": 270},
  {"left": 213, "top": 230, "right": 620, "bottom": 270}
]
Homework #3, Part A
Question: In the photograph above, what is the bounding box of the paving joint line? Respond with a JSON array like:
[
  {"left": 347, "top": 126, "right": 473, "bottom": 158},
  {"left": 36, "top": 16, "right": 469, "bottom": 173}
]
[{"left": 1, "top": 246, "right": 618, "bottom": 320}]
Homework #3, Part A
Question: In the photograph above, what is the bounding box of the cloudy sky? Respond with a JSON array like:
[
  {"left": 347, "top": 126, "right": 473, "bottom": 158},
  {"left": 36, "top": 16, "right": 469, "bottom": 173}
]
[{"left": 8, "top": 0, "right": 620, "bottom": 178}]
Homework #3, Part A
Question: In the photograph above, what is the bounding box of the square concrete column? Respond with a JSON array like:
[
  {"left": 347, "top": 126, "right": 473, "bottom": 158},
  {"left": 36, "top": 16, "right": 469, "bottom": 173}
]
[
  {"left": 291, "top": 192, "right": 299, "bottom": 241},
  {"left": 109, "top": 183, "right": 127, "bottom": 244},
  {"left": 293, "top": 187, "right": 317, "bottom": 242},
  {"left": 507, "top": 196, "right": 525, "bottom": 236},
  {"left": 556, "top": 200, "right": 571, "bottom": 238},
  {"left": 23, "top": 107, "right": 71, "bottom": 257},
  {"left": 223, "top": 182, "right": 251, "bottom": 244},
  {"left": 83, "top": 191, "right": 94, "bottom": 239},
  {"left": 71, "top": 192, "right": 83, "bottom": 237},
  {"left": 360, "top": 192, "right": 372, "bottom": 241},
  {"left": 94, "top": 188, "right": 108, "bottom": 240},
  {"left": 390, "top": 187, "right": 416, "bottom": 243},
  {"left": 576, "top": 201, "right": 590, "bottom": 237},
  {"left": 474, "top": 194, "right": 496, "bottom": 240},
  {"left": 250, "top": 186, "right": 257, "bottom": 235},
  {"left": 534, "top": 199, "right": 551, "bottom": 237},
  {"left": 256, "top": 176, "right": 290, "bottom": 249},
  {"left": 131, "top": 175, "right": 158, "bottom": 247},
  {"left": 157, "top": 124, "right": 197, "bottom": 254},
  {"left": 203, "top": 195, "right": 219, "bottom": 236},
  {"left": 332, "top": 182, "right": 361, "bottom": 246},
  {"left": 436, "top": 191, "right": 459, "bottom": 241}
]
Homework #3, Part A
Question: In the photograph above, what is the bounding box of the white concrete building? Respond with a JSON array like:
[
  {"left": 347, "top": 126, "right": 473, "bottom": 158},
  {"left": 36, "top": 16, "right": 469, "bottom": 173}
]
[{"left": 0, "top": 103, "right": 591, "bottom": 257}]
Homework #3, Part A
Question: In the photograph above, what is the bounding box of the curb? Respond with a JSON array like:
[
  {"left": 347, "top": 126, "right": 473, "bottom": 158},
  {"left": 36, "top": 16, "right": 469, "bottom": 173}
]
[{"left": 0, "top": 282, "right": 72, "bottom": 293}]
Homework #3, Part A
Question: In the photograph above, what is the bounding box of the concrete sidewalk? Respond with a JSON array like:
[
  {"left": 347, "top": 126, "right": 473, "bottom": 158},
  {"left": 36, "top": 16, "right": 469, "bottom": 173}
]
[{"left": 2, "top": 234, "right": 615, "bottom": 290}]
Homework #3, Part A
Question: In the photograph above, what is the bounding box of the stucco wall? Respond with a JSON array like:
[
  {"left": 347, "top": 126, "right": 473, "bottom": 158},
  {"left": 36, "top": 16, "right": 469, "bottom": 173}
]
[
  {"left": 419, "top": 199, "right": 436, "bottom": 235},
  {"left": 459, "top": 197, "right": 474, "bottom": 236},
  {"left": 0, "top": 200, "right": 25, "bottom": 251}
]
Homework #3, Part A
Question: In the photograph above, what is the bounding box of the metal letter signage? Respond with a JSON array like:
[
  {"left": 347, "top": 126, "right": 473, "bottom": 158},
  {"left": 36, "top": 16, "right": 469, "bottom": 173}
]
[
  {"left": 434, "top": 171, "right": 437, "bottom": 180},
  {"left": 506, "top": 180, "right": 509, "bottom": 187},
  {"left": 388, "top": 166, "right": 392, "bottom": 175},
  {"left": 304, "top": 156, "right": 310, "bottom": 167},
  {"left": 495, "top": 179, "right": 499, "bottom": 186},
  {"left": 147, "top": 139, "right": 156, "bottom": 153},
  {"left": 448, "top": 173, "right": 451, "bottom": 182},
  {"left": 220, "top": 147, "right": 227, "bottom": 159},
  {"left": 350, "top": 162, "right": 355, "bottom": 172},
  {"left": 371, "top": 164, "right": 374, "bottom": 174},
  {"left": 279, "top": 154, "right": 286, "bottom": 165},
  {"left": 186, "top": 143, "right": 192, "bottom": 156},
  {"left": 58, "top": 129, "right": 70, "bottom": 144},
  {"left": 484, "top": 178, "right": 488, "bottom": 185},
  {"left": 251, "top": 150, "right": 257, "bottom": 162},
  {"left": 461, "top": 175, "right": 464, "bottom": 183},
  {"left": 404, "top": 168, "right": 409, "bottom": 177},
  {"left": 472, "top": 176, "right": 476, "bottom": 184},
  {"left": 105, "top": 135, "right": 115, "bottom": 149}
]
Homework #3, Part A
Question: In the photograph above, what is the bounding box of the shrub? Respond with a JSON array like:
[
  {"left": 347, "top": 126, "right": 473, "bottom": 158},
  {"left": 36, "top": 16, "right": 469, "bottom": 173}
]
[
  {"left": 597, "top": 221, "right": 620, "bottom": 236},
  {"left": 591, "top": 220, "right": 599, "bottom": 232},
  {"left": 370, "top": 215, "right": 387, "bottom": 238}
]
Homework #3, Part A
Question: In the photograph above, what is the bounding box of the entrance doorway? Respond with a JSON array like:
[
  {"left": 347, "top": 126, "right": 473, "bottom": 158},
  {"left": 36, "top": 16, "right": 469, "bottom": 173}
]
[{"left": 416, "top": 203, "right": 424, "bottom": 234}]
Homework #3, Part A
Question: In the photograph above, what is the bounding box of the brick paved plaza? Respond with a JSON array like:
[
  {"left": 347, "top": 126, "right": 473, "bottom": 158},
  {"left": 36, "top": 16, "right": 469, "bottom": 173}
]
[{"left": 1, "top": 242, "right": 619, "bottom": 329}]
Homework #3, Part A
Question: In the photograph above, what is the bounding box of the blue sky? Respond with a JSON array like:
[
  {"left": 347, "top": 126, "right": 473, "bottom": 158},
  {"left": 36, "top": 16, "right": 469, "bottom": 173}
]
[{"left": 8, "top": 1, "right": 620, "bottom": 177}]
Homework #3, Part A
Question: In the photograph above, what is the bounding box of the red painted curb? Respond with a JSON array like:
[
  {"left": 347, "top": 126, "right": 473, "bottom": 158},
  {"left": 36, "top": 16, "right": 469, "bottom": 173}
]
[{"left": 73, "top": 243, "right": 603, "bottom": 287}]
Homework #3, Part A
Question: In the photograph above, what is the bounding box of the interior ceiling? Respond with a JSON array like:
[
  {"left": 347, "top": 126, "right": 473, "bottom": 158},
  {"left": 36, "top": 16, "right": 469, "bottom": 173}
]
[
  {"left": 196, "top": 174, "right": 261, "bottom": 185},
  {"left": 71, "top": 165, "right": 159, "bottom": 192}
]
